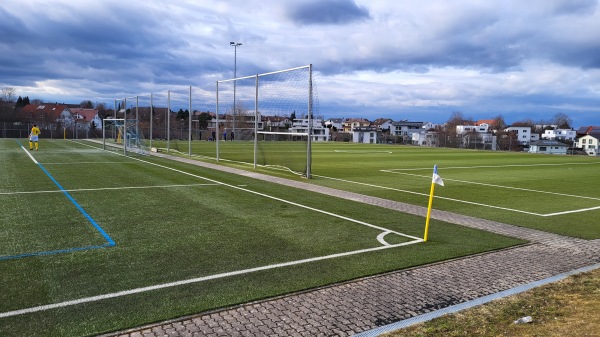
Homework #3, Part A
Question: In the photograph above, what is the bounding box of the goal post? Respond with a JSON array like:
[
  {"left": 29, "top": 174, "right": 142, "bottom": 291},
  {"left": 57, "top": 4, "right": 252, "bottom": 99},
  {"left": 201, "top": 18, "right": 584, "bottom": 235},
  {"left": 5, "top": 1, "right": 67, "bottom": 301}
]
[
  {"left": 102, "top": 118, "right": 149, "bottom": 155},
  {"left": 216, "top": 64, "right": 313, "bottom": 178}
]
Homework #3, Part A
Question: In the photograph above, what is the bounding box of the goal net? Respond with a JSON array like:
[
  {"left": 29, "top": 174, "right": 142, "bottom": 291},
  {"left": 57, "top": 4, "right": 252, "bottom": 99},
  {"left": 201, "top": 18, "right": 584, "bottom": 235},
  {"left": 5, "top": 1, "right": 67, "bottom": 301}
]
[
  {"left": 217, "top": 65, "right": 313, "bottom": 177},
  {"left": 102, "top": 118, "right": 149, "bottom": 155}
]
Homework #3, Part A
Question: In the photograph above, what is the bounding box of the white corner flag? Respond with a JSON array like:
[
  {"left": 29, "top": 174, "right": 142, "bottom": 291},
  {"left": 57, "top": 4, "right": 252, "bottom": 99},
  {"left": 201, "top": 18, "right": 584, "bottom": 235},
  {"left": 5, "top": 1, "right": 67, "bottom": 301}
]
[
  {"left": 424, "top": 164, "right": 443, "bottom": 242},
  {"left": 432, "top": 164, "right": 444, "bottom": 186}
]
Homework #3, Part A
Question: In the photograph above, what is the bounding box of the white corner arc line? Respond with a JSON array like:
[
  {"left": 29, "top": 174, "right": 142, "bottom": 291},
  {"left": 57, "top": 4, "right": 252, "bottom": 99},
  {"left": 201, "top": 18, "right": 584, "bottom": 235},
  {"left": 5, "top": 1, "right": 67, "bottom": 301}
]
[
  {"left": 0, "top": 239, "right": 422, "bottom": 319},
  {"left": 377, "top": 231, "right": 392, "bottom": 246}
]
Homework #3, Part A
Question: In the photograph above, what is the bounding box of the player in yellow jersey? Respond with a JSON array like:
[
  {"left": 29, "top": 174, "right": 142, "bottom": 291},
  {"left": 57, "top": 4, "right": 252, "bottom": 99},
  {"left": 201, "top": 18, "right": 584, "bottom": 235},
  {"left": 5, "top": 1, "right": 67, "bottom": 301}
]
[{"left": 29, "top": 124, "right": 41, "bottom": 150}]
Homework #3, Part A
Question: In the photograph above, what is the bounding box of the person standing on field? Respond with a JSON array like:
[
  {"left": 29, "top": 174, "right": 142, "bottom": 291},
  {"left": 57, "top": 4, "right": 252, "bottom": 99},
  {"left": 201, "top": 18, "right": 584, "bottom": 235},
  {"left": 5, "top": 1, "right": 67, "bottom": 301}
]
[{"left": 29, "top": 124, "right": 41, "bottom": 150}]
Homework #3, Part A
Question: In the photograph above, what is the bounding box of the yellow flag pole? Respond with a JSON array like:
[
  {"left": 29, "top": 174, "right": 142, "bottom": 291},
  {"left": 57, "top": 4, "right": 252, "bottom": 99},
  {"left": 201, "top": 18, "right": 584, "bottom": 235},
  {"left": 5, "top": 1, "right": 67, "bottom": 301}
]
[{"left": 423, "top": 179, "right": 436, "bottom": 242}]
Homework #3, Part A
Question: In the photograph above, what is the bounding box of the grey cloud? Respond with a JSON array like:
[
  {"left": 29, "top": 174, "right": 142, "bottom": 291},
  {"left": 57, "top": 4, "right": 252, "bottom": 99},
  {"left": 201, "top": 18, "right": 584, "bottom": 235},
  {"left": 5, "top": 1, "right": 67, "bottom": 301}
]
[{"left": 287, "top": 0, "right": 370, "bottom": 25}]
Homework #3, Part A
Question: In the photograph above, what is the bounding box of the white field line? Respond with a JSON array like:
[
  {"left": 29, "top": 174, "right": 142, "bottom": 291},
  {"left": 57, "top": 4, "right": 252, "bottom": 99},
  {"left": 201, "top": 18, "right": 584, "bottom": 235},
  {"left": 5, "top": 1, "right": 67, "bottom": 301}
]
[
  {"left": 314, "top": 174, "right": 546, "bottom": 216},
  {"left": 41, "top": 161, "right": 131, "bottom": 165},
  {"left": 381, "top": 170, "right": 600, "bottom": 202},
  {"left": 20, "top": 145, "right": 38, "bottom": 164},
  {"left": 385, "top": 162, "right": 600, "bottom": 171},
  {"left": 0, "top": 239, "right": 421, "bottom": 319},
  {"left": 0, "top": 183, "right": 219, "bottom": 196},
  {"left": 334, "top": 150, "right": 392, "bottom": 154}
]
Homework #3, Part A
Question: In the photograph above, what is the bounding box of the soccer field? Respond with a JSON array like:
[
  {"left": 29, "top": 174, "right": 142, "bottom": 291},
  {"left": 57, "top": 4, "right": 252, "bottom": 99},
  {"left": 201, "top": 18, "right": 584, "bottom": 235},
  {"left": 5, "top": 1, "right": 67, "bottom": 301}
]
[
  {"left": 165, "top": 140, "right": 600, "bottom": 239},
  {"left": 0, "top": 139, "right": 523, "bottom": 336}
]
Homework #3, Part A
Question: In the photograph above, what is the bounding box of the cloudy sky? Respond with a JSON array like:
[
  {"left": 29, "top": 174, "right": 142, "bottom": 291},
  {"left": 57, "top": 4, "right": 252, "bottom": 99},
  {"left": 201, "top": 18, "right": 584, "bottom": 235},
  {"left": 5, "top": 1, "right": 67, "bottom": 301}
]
[{"left": 2, "top": 0, "right": 600, "bottom": 126}]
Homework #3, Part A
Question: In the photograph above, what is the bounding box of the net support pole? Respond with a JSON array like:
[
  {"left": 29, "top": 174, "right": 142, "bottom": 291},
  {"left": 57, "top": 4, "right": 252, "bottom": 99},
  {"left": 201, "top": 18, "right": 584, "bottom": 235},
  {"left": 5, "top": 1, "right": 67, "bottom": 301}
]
[
  {"left": 149, "top": 93, "right": 153, "bottom": 149},
  {"left": 306, "top": 64, "right": 313, "bottom": 179},
  {"left": 254, "top": 74, "right": 259, "bottom": 169},
  {"left": 102, "top": 119, "right": 106, "bottom": 150},
  {"left": 167, "top": 90, "right": 171, "bottom": 153},
  {"left": 215, "top": 81, "right": 220, "bottom": 161},
  {"left": 188, "top": 85, "right": 192, "bottom": 156},
  {"left": 123, "top": 98, "right": 127, "bottom": 156},
  {"left": 136, "top": 96, "right": 139, "bottom": 143}
]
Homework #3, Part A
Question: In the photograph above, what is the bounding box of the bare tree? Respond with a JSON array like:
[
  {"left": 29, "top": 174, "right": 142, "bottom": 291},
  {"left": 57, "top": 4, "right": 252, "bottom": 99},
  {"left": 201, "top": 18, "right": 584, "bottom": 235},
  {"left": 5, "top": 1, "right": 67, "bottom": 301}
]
[
  {"left": 1, "top": 87, "right": 16, "bottom": 103},
  {"left": 551, "top": 113, "right": 572, "bottom": 129}
]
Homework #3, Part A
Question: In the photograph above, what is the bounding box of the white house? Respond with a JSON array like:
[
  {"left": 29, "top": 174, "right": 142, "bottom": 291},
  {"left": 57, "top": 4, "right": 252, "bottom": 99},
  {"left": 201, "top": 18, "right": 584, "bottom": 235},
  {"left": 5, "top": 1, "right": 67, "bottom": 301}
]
[
  {"left": 68, "top": 108, "right": 102, "bottom": 130},
  {"left": 542, "top": 128, "right": 577, "bottom": 142},
  {"left": 575, "top": 134, "right": 600, "bottom": 156},
  {"left": 528, "top": 140, "right": 568, "bottom": 155},
  {"left": 456, "top": 124, "right": 489, "bottom": 134},
  {"left": 290, "top": 118, "right": 329, "bottom": 142},
  {"left": 412, "top": 131, "right": 440, "bottom": 146},
  {"left": 352, "top": 126, "right": 378, "bottom": 144},
  {"left": 323, "top": 118, "right": 343, "bottom": 132},
  {"left": 372, "top": 118, "right": 395, "bottom": 132},
  {"left": 392, "top": 121, "right": 424, "bottom": 141},
  {"left": 505, "top": 126, "right": 540, "bottom": 145}
]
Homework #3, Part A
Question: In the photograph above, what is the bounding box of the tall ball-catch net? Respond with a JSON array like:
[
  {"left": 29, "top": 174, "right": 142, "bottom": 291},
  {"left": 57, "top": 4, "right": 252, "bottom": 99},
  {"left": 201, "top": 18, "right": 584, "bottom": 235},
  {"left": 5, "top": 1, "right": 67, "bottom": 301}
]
[{"left": 217, "top": 65, "right": 313, "bottom": 177}]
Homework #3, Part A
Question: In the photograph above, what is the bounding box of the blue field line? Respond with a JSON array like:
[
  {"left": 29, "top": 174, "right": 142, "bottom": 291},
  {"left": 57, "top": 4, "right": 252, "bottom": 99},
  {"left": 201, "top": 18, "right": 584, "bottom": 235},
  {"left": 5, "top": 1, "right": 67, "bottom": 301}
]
[
  {"left": 3, "top": 140, "right": 116, "bottom": 261},
  {"left": 0, "top": 243, "right": 113, "bottom": 261}
]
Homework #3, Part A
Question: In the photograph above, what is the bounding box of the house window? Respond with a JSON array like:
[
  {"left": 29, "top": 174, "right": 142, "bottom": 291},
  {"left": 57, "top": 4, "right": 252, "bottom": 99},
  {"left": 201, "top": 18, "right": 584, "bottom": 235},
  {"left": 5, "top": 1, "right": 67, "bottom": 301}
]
[
  {"left": 582, "top": 139, "right": 587, "bottom": 144},
  {"left": 539, "top": 146, "right": 547, "bottom": 151}
]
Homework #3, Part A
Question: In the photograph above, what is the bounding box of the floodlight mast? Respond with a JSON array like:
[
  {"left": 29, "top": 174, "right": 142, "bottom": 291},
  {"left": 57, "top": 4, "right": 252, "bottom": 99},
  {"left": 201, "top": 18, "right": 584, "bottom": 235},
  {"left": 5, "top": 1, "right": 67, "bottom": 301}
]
[{"left": 230, "top": 41, "right": 242, "bottom": 140}]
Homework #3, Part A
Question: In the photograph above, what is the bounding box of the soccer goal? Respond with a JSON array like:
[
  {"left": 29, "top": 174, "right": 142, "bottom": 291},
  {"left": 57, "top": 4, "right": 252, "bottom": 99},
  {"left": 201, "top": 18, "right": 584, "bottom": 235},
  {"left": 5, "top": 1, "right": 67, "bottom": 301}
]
[
  {"left": 102, "top": 118, "right": 149, "bottom": 155},
  {"left": 217, "top": 64, "right": 314, "bottom": 178}
]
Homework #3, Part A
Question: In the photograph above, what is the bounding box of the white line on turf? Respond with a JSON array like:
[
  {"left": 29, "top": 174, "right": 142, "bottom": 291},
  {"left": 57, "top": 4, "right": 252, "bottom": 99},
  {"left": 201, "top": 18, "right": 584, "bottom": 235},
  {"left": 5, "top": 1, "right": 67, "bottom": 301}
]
[
  {"left": 0, "top": 239, "right": 421, "bottom": 319},
  {"left": 20, "top": 145, "right": 38, "bottom": 164},
  {"left": 0, "top": 183, "right": 220, "bottom": 196},
  {"left": 314, "top": 174, "right": 545, "bottom": 216},
  {"left": 381, "top": 170, "right": 600, "bottom": 201},
  {"left": 542, "top": 205, "right": 600, "bottom": 217},
  {"left": 384, "top": 162, "right": 600, "bottom": 171}
]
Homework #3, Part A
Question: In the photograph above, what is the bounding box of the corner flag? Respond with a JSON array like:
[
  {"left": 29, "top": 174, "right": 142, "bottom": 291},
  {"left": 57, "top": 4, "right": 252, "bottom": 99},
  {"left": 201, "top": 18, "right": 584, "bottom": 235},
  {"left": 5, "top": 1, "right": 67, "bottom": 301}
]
[
  {"left": 424, "top": 164, "right": 443, "bottom": 242},
  {"left": 432, "top": 164, "right": 444, "bottom": 186}
]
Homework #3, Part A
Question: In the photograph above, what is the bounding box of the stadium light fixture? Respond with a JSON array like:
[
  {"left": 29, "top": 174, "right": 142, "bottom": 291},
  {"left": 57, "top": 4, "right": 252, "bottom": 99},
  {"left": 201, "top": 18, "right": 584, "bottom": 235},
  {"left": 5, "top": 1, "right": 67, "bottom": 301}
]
[{"left": 230, "top": 41, "right": 242, "bottom": 140}]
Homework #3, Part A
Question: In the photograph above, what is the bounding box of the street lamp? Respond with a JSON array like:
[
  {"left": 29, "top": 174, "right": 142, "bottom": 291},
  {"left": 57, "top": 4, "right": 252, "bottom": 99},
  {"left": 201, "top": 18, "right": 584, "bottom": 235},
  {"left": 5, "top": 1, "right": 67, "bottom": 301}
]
[{"left": 230, "top": 41, "right": 242, "bottom": 140}]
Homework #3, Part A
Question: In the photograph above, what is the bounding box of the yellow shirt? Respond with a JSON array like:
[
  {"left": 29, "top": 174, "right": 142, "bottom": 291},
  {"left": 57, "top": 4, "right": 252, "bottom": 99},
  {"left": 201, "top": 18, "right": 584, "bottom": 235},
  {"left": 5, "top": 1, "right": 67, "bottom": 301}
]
[{"left": 31, "top": 126, "right": 41, "bottom": 136}]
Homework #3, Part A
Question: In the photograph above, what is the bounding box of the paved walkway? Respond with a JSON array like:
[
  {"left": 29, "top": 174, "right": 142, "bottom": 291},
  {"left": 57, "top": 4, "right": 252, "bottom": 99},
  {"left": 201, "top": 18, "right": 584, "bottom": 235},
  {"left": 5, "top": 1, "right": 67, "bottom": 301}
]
[{"left": 102, "top": 155, "right": 600, "bottom": 337}]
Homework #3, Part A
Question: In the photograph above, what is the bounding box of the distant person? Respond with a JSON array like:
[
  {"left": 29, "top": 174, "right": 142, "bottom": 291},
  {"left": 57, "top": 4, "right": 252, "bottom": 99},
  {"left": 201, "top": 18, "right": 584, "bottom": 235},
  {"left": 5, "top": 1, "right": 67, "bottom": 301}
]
[
  {"left": 230, "top": 131, "right": 235, "bottom": 141},
  {"left": 212, "top": 130, "right": 216, "bottom": 141},
  {"left": 29, "top": 124, "right": 41, "bottom": 150},
  {"left": 223, "top": 131, "right": 227, "bottom": 141}
]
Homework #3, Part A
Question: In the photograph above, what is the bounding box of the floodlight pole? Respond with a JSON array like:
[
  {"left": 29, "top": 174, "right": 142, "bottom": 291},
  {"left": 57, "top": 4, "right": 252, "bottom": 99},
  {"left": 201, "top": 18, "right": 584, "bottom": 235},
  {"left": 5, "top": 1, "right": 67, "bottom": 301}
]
[{"left": 230, "top": 41, "right": 242, "bottom": 141}]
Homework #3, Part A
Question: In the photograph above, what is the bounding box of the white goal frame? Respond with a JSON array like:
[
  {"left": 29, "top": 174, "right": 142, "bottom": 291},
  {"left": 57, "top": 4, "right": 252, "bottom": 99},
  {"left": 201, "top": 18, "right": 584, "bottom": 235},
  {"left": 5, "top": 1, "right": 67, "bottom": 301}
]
[{"left": 217, "top": 64, "right": 313, "bottom": 178}]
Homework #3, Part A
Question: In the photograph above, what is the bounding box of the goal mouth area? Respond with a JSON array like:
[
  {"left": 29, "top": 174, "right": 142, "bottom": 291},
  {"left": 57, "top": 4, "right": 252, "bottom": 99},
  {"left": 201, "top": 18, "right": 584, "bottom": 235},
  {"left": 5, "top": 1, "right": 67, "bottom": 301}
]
[{"left": 102, "top": 118, "right": 149, "bottom": 155}]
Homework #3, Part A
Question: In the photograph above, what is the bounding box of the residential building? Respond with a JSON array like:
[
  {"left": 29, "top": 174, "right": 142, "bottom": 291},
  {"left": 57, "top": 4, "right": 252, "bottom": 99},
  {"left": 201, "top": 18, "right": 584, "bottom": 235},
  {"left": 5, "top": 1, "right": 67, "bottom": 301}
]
[
  {"left": 19, "top": 103, "right": 69, "bottom": 128},
  {"left": 392, "top": 121, "right": 424, "bottom": 142},
  {"left": 68, "top": 108, "right": 102, "bottom": 130},
  {"left": 342, "top": 118, "right": 370, "bottom": 133},
  {"left": 505, "top": 125, "right": 539, "bottom": 145},
  {"left": 290, "top": 118, "right": 329, "bottom": 142},
  {"left": 263, "top": 116, "right": 292, "bottom": 132},
  {"left": 323, "top": 118, "right": 343, "bottom": 131},
  {"left": 542, "top": 128, "right": 576, "bottom": 142},
  {"left": 371, "top": 118, "right": 394, "bottom": 132},
  {"left": 575, "top": 134, "right": 600, "bottom": 156},
  {"left": 528, "top": 140, "right": 568, "bottom": 155},
  {"left": 352, "top": 126, "right": 377, "bottom": 144}
]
